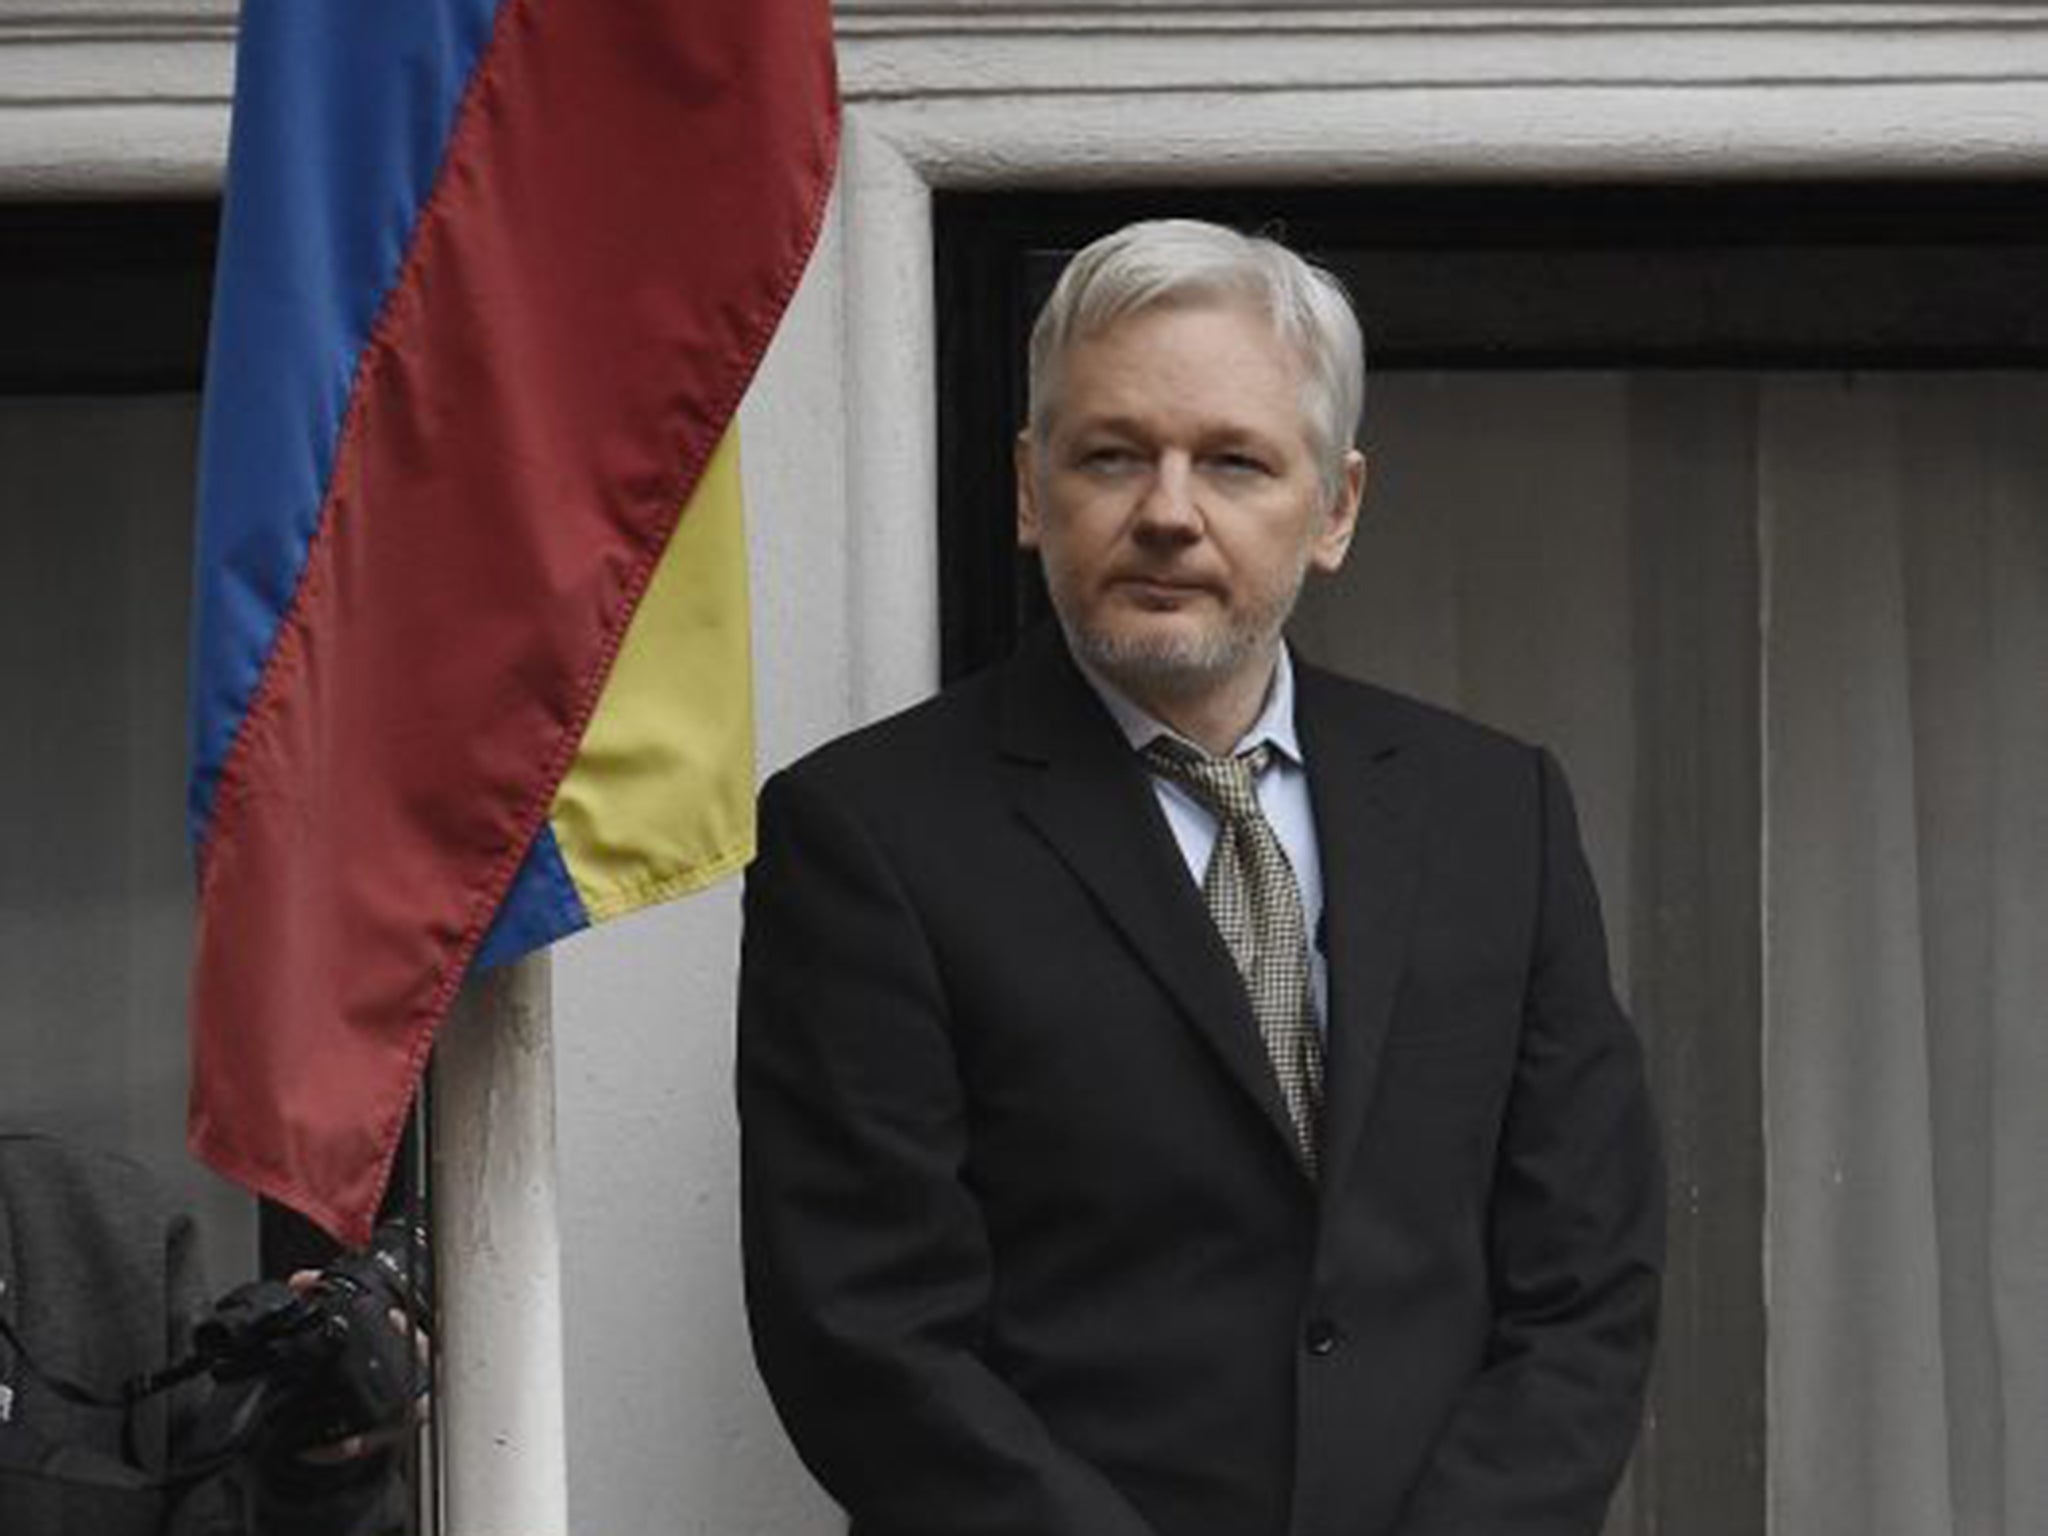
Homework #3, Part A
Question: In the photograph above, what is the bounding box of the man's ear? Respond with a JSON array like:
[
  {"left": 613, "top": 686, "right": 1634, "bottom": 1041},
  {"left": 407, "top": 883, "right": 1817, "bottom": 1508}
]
[
  {"left": 1015, "top": 431, "right": 1043, "bottom": 550},
  {"left": 1310, "top": 449, "right": 1367, "bottom": 573}
]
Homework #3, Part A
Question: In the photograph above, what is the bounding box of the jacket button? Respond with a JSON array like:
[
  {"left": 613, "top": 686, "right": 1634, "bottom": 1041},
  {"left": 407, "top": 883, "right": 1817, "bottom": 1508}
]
[{"left": 1304, "top": 1318, "right": 1343, "bottom": 1357}]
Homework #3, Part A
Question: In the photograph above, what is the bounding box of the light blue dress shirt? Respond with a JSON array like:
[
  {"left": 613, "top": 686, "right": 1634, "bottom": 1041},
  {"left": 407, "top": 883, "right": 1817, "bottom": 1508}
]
[{"left": 1074, "top": 647, "right": 1330, "bottom": 1033}]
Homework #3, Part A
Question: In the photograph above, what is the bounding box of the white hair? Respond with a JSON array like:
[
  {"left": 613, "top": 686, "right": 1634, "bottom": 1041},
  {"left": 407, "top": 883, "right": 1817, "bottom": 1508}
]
[{"left": 1025, "top": 219, "right": 1366, "bottom": 498}]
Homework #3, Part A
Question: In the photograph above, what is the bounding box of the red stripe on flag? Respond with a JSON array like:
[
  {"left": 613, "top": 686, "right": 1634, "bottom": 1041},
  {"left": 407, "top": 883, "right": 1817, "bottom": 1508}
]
[{"left": 190, "top": 0, "right": 838, "bottom": 1242}]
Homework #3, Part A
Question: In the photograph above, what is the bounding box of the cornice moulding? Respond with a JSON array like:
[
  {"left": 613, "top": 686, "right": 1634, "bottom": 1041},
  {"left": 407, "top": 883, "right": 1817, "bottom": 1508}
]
[
  {"left": 838, "top": 2, "right": 2048, "bottom": 27},
  {"left": 835, "top": 2, "right": 2048, "bottom": 98},
  {"left": 7, "top": 2, "right": 2048, "bottom": 192},
  {"left": 841, "top": 28, "right": 2048, "bottom": 101},
  {"left": 0, "top": 2, "right": 230, "bottom": 194}
]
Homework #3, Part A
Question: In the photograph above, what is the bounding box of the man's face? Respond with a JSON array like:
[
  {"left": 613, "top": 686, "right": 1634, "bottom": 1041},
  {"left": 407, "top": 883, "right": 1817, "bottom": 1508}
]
[{"left": 1017, "top": 299, "right": 1364, "bottom": 715}]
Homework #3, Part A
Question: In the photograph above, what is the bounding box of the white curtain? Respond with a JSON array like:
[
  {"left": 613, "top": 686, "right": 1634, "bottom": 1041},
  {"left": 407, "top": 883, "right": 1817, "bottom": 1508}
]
[
  {"left": 0, "top": 394, "right": 256, "bottom": 1283},
  {"left": 1764, "top": 375, "right": 2048, "bottom": 1536},
  {"left": 1294, "top": 369, "right": 2048, "bottom": 1536},
  {"left": 1295, "top": 370, "right": 1733, "bottom": 1536}
]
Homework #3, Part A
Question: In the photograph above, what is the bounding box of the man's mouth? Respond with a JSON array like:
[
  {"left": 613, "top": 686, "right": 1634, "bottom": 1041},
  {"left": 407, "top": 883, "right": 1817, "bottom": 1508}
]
[{"left": 1112, "top": 575, "right": 1209, "bottom": 608}]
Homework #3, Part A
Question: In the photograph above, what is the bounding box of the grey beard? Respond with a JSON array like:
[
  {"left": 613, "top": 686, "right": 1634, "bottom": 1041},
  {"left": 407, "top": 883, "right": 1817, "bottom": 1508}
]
[{"left": 1057, "top": 610, "right": 1269, "bottom": 702}]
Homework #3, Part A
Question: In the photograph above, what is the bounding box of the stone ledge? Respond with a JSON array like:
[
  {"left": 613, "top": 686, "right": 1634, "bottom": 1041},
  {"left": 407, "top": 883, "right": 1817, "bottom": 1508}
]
[{"left": 8, "top": 2, "right": 2048, "bottom": 192}]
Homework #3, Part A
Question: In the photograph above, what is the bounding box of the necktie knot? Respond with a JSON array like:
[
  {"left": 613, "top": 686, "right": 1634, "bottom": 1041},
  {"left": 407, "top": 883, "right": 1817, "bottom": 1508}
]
[{"left": 1141, "top": 738, "right": 1272, "bottom": 825}]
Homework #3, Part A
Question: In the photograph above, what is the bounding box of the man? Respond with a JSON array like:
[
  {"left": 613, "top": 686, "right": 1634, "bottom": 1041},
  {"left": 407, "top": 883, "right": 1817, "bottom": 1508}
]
[
  {"left": 738, "top": 219, "right": 1663, "bottom": 1536},
  {"left": 0, "top": 1131, "right": 421, "bottom": 1536}
]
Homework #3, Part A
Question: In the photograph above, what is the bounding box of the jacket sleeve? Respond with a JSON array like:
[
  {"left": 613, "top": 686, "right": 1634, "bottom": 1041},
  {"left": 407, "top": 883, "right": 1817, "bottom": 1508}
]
[
  {"left": 235, "top": 1444, "right": 413, "bottom": 1536},
  {"left": 737, "top": 767, "right": 1162, "bottom": 1536},
  {"left": 1392, "top": 748, "right": 1665, "bottom": 1536}
]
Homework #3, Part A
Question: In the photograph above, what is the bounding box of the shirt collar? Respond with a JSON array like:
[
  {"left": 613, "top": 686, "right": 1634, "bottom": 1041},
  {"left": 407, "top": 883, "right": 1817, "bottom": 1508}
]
[{"left": 1074, "top": 645, "right": 1304, "bottom": 768}]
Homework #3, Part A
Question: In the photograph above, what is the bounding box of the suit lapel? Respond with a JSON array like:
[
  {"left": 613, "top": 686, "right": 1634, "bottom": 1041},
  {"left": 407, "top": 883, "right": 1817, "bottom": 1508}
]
[
  {"left": 1296, "top": 663, "right": 1425, "bottom": 1207},
  {"left": 996, "top": 630, "right": 1308, "bottom": 1168}
]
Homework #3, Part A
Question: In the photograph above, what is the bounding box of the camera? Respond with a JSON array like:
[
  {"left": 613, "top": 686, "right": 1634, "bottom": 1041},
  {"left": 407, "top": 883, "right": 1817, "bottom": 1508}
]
[{"left": 188, "top": 1218, "right": 432, "bottom": 1459}]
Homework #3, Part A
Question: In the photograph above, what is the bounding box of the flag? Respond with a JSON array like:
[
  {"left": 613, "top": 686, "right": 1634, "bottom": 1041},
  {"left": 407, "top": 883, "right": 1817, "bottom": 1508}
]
[{"left": 187, "top": 0, "right": 839, "bottom": 1244}]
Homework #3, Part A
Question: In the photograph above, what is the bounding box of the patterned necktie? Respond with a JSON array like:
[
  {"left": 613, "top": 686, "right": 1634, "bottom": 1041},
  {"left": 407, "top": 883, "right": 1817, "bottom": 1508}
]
[{"left": 1142, "top": 738, "right": 1323, "bottom": 1175}]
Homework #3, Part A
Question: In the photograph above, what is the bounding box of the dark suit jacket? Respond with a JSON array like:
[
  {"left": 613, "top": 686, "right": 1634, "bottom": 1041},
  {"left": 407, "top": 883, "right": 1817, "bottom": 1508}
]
[{"left": 738, "top": 627, "right": 1663, "bottom": 1536}]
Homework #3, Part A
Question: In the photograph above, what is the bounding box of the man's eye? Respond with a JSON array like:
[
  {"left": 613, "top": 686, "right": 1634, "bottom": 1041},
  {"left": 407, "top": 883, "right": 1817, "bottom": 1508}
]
[
  {"left": 1209, "top": 452, "right": 1271, "bottom": 477},
  {"left": 1078, "top": 447, "right": 1139, "bottom": 472}
]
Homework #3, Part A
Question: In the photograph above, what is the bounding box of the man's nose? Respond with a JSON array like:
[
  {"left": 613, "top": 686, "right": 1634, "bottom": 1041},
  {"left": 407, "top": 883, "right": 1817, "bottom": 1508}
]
[{"left": 1133, "top": 454, "right": 1201, "bottom": 540}]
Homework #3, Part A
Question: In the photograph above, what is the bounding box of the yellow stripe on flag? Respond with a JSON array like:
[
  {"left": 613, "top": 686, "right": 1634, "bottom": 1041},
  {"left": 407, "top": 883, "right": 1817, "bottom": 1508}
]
[{"left": 549, "top": 427, "right": 755, "bottom": 918}]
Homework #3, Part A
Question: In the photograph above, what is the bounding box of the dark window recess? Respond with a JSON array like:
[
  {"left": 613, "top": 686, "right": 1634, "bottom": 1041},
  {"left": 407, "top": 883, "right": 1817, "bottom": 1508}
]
[
  {"left": 0, "top": 200, "right": 220, "bottom": 393},
  {"left": 937, "top": 177, "right": 2048, "bottom": 1536},
  {"left": 936, "top": 180, "right": 2048, "bottom": 681},
  {"left": 0, "top": 197, "right": 426, "bottom": 1280}
]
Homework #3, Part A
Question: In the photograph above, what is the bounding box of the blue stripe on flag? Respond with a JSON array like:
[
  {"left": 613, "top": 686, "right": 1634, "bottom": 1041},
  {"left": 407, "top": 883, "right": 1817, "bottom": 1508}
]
[
  {"left": 188, "top": 0, "right": 505, "bottom": 850},
  {"left": 473, "top": 824, "right": 591, "bottom": 972}
]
